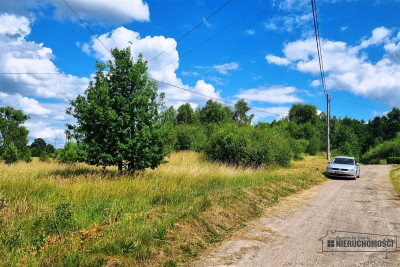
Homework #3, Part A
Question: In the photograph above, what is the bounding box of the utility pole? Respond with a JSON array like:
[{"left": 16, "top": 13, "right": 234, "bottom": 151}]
[
  {"left": 327, "top": 94, "right": 330, "bottom": 161},
  {"left": 53, "top": 137, "right": 59, "bottom": 149}
]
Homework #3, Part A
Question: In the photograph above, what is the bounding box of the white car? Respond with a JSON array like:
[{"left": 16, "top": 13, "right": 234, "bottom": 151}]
[{"left": 326, "top": 156, "right": 360, "bottom": 179}]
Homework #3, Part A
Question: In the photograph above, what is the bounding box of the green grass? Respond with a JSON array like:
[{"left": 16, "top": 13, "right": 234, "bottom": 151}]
[
  {"left": 0, "top": 151, "right": 328, "bottom": 266},
  {"left": 390, "top": 167, "right": 400, "bottom": 196}
]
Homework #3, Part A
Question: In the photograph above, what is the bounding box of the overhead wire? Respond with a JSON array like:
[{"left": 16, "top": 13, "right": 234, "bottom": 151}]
[
  {"left": 147, "top": 0, "right": 233, "bottom": 64},
  {"left": 10, "top": 0, "right": 280, "bottom": 117},
  {"left": 156, "top": 0, "right": 269, "bottom": 72}
]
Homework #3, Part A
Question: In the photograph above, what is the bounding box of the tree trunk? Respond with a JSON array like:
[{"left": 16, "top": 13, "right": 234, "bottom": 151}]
[{"left": 118, "top": 161, "right": 123, "bottom": 174}]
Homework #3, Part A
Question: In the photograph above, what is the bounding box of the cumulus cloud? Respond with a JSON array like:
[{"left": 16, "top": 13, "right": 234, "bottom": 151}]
[
  {"left": 82, "top": 26, "right": 220, "bottom": 108},
  {"left": 0, "top": 13, "right": 89, "bottom": 99},
  {"left": 1, "top": 0, "right": 150, "bottom": 24},
  {"left": 245, "top": 29, "right": 255, "bottom": 35},
  {"left": 235, "top": 86, "right": 303, "bottom": 104},
  {"left": 0, "top": 13, "right": 89, "bottom": 145},
  {"left": 265, "top": 55, "right": 290, "bottom": 65},
  {"left": 265, "top": 26, "right": 400, "bottom": 107}
]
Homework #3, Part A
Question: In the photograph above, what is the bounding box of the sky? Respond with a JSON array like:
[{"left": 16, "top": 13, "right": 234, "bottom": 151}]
[{"left": 0, "top": 0, "right": 399, "bottom": 147}]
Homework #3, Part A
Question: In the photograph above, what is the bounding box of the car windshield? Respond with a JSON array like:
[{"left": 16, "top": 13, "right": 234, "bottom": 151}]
[{"left": 333, "top": 158, "right": 355, "bottom": 165}]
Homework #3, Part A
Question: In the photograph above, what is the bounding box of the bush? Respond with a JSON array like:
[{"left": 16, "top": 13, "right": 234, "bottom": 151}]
[
  {"left": 205, "top": 124, "right": 293, "bottom": 167},
  {"left": 387, "top": 157, "right": 400, "bottom": 164},
  {"left": 23, "top": 150, "right": 32, "bottom": 163},
  {"left": 306, "top": 135, "right": 320, "bottom": 155},
  {"left": 174, "top": 125, "right": 206, "bottom": 152},
  {"left": 39, "top": 151, "right": 50, "bottom": 162},
  {"left": 3, "top": 143, "right": 18, "bottom": 164},
  {"left": 361, "top": 134, "right": 400, "bottom": 164},
  {"left": 58, "top": 142, "right": 86, "bottom": 164}
]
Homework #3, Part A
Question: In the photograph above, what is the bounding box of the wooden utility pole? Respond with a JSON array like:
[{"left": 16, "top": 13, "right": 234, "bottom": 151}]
[{"left": 327, "top": 94, "right": 330, "bottom": 161}]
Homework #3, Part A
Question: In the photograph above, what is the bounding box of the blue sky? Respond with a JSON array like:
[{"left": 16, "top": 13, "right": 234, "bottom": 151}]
[{"left": 0, "top": 0, "right": 399, "bottom": 147}]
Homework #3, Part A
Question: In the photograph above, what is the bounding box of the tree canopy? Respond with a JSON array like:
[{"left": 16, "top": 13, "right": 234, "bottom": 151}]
[
  {"left": 0, "top": 106, "right": 30, "bottom": 161},
  {"left": 67, "top": 47, "right": 171, "bottom": 173}
]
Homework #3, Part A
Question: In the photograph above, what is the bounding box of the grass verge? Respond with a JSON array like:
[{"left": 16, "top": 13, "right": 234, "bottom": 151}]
[
  {"left": 0, "top": 151, "right": 328, "bottom": 266},
  {"left": 390, "top": 166, "right": 400, "bottom": 196}
]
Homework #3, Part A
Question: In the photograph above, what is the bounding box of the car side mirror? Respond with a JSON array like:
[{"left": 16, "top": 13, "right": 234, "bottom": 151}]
[
  {"left": 356, "top": 163, "right": 359, "bottom": 166},
  {"left": 328, "top": 161, "right": 331, "bottom": 164}
]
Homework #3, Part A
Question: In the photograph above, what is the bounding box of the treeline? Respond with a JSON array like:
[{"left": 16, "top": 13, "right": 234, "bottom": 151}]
[{"left": 162, "top": 101, "right": 400, "bottom": 166}]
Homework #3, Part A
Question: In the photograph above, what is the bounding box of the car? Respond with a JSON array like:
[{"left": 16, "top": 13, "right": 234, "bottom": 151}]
[{"left": 326, "top": 156, "right": 360, "bottom": 180}]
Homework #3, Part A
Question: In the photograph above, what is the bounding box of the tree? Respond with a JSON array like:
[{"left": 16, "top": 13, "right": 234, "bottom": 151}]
[
  {"left": 176, "top": 103, "right": 194, "bottom": 124},
  {"left": 161, "top": 106, "right": 177, "bottom": 125},
  {"left": 67, "top": 48, "right": 171, "bottom": 173},
  {"left": 233, "top": 99, "right": 254, "bottom": 124},
  {"left": 31, "top": 138, "right": 47, "bottom": 157},
  {"left": 288, "top": 104, "right": 318, "bottom": 125},
  {"left": 3, "top": 143, "right": 19, "bottom": 164},
  {"left": 199, "top": 100, "right": 228, "bottom": 124},
  {"left": 46, "top": 144, "right": 55, "bottom": 154},
  {"left": 0, "top": 106, "right": 30, "bottom": 161}
]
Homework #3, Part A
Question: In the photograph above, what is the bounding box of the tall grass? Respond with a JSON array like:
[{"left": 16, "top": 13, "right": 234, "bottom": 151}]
[
  {"left": 0, "top": 152, "right": 328, "bottom": 266},
  {"left": 390, "top": 167, "right": 400, "bottom": 196}
]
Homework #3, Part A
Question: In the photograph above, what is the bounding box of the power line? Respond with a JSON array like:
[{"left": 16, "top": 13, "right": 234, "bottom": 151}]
[
  {"left": 62, "top": 0, "right": 111, "bottom": 54},
  {"left": 148, "top": 0, "right": 233, "bottom": 64},
  {"left": 329, "top": 94, "right": 384, "bottom": 110},
  {"left": 156, "top": 0, "right": 269, "bottom": 72},
  {"left": 58, "top": 0, "right": 281, "bottom": 117}
]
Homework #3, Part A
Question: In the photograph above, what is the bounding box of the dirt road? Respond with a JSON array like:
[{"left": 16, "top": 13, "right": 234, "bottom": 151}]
[{"left": 196, "top": 165, "right": 400, "bottom": 266}]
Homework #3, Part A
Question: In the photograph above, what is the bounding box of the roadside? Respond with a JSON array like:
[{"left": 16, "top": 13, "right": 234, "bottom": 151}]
[{"left": 196, "top": 165, "right": 400, "bottom": 266}]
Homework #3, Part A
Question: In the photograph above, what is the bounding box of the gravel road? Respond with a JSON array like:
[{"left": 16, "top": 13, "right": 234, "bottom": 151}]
[{"left": 196, "top": 165, "right": 400, "bottom": 266}]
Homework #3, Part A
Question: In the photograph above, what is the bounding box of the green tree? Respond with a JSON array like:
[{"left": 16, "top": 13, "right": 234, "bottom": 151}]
[
  {"left": 0, "top": 106, "right": 30, "bottom": 161},
  {"left": 199, "top": 100, "right": 228, "bottom": 124},
  {"left": 288, "top": 104, "right": 318, "bottom": 125},
  {"left": 30, "top": 138, "right": 47, "bottom": 157},
  {"left": 3, "top": 143, "right": 18, "bottom": 164},
  {"left": 233, "top": 99, "right": 254, "bottom": 124},
  {"left": 161, "top": 106, "right": 177, "bottom": 125},
  {"left": 67, "top": 48, "right": 170, "bottom": 173},
  {"left": 176, "top": 103, "right": 194, "bottom": 124},
  {"left": 46, "top": 144, "right": 55, "bottom": 154}
]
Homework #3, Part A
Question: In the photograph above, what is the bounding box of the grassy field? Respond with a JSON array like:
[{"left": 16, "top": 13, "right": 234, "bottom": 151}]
[
  {"left": 0, "top": 151, "right": 328, "bottom": 266},
  {"left": 390, "top": 166, "right": 400, "bottom": 196}
]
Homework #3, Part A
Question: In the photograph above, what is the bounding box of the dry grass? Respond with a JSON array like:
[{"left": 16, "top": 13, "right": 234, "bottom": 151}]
[
  {"left": 0, "top": 151, "right": 328, "bottom": 266},
  {"left": 390, "top": 166, "right": 400, "bottom": 196}
]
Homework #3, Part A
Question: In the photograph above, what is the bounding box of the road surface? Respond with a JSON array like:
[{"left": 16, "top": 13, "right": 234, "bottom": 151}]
[{"left": 196, "top": 165, "right": 400, "bottom": 266}]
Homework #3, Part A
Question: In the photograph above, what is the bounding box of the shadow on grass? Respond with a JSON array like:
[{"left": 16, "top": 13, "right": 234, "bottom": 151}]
[{"left": 48, "top": 166, "right": 119, "bottom": 179}]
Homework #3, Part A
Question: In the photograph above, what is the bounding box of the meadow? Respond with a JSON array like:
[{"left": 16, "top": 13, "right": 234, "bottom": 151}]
[{"left": 0, "top": 151, "right": 328, "bottom": 266}]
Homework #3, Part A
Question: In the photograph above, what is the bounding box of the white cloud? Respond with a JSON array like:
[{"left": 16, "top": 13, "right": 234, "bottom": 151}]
[
  {"left": 235, "top": 86, "right": 303, "bottom": 104},
  {"left": 0, "top": 13, "right": 89, "bottom": 99},
  {"left": 212, "top": 62, "right": 239, "bottom": 75},
  {"left": 252, "top": 106, "right": 290, "bottom": 122},
  {"left": 82, "top": 26, "right": 220, "bottom": 107},
  {"left": 265, "top": 13, "right": 312, "bottom": 33},
  {"left": 24, "top": 121, "right": 65, "bottom": 140},
  {"left": 265, "top": 27, "right": 400, "bottom": 107},
  {"left": 358, "top": 26, "right": 391, "bottom": 49},
  {"left": 0, "top": 93, "right": 50, "bottom": 116},
  {"left": 245, "top": 29, "right": 255, "bottom": 35},
  {"left": 1, "top": 0, "right": 150, "bottom": 24},
  {"left": 341, "top": 26, "right": 348, "bottom": 31},
  {"left": 310, "top": 79, "right": 321, "bottom": 87},
  {"left": 265, "top": 54, "right": 290, "bottom": 66},
  {"left": 181, "top": 71, "right": 199, "bottom": 76}
]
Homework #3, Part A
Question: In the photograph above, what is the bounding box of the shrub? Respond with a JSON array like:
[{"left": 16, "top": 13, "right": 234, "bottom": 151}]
[
  {"left": 57, "top": 142, "right": 86, "bottom": 164},
  {"left": 361, "top": 134, "right": 400, "bottom": 164},
  {"left": 23, "top": 150, "right": 32, "bottom": 163},
  {"left": 3, "top": 143, "right": 18, "bottom": 164},
  {"left": 205, "top": 124, "right": 293, "bottom": 167},
  {"left": 387, "top": 157, "right": 400, "bottom": 164},
  {"left": 39, "top": 151, "right": 50, "bottom": 162},
  {"left": 306, "top": 135, "right": 320, "bottom": 155},
  {"left": 174, "top": 125, "right": 206, "bottom": 152}
]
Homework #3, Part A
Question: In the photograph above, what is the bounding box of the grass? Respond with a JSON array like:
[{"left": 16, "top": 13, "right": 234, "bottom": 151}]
[
  {"left": 390, "top": 166, "right": 400, "bottom": 196},
  {"left": 0, "top": 151, "right": 328, "bottom": 266}
]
